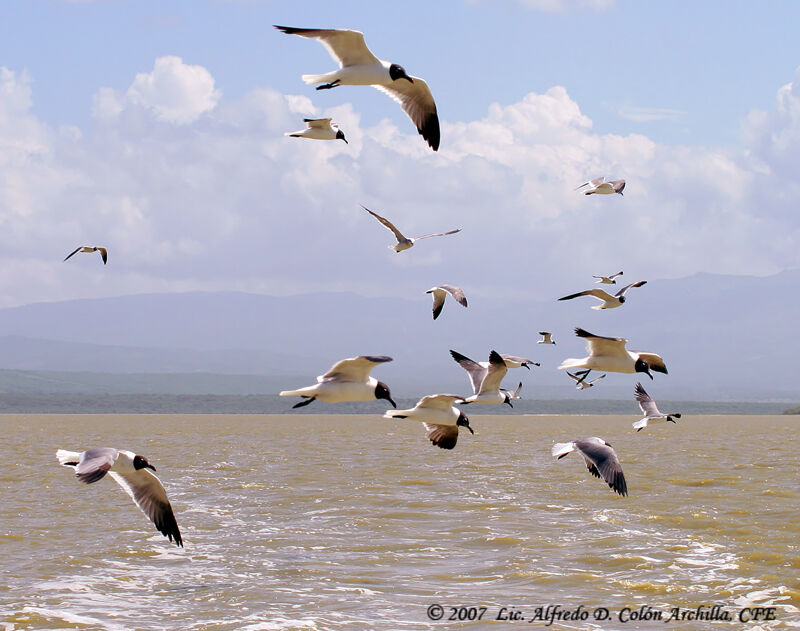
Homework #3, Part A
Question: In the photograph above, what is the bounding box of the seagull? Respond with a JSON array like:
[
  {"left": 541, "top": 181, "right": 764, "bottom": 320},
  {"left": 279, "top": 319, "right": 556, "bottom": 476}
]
[
  {"left": 558, "top": 327, "right": 667, "bottom": 379},
  {"left": 274, "top": 25, "right": 440, "bottom": 150},
  {"left": 279, "top": 355, "right": 395, "bottom": 408},
  {"left": 552, "top": 437, "right": 628, "bottom": 496},
  {"left": 449, "top": 349, "right": 512, "bottom": 406},
  {"left": 575, "top": 177, "right": 626, "bottom": 196},
  {"left": 426, "top": 284, "right": 468, "bottom": 320},
  {"left": 56, "top": 448, "right": 182, "bottom": 546},
  {"left": 384, "top": 394, "right": 473, "bottom": 450},
  {"left": 558, "top": 281, "right": 647, "bottom": 310},
  {"left": 363, "top": 206, "right": 460, "bottom": 252},
  {"left": 497, "top": 355, "right": 539, "bottom": 370},
  {"left": 285, "top": 118, "right": 348, "bottom": 143},
  {"left": 567, "top": 370, "right": 606, "bottom": 390},
  {"left": 632, "top": 382, "right": 681, "bottom": 431},
  {"left": 64, "top": 246, "right": 107, "bottom": 265},
  {"left": 501, "top": 381, "right": 523, "bottom": 401},
  {"left": 537, "top": 332, "right": 556, "bottom": 345},
  {"left": 593, "top": 271, "right": 623, "bottom": 285}
]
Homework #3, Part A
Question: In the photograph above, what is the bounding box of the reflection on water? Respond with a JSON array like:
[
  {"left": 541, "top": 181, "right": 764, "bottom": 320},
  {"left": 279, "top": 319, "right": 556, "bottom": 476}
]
[{"left": 1, "top": 414, "right": 799, "bottom": 630}]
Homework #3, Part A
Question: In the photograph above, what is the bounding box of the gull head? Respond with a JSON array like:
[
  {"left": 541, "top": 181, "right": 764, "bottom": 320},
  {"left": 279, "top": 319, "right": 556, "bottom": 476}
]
[
  {"left": 133, "top": 455, "right": 156, "bottom": 472},
  {"left": 389, "top": 64, "right": 413, "bottom": 83},
  {"left": 456, "top": 411, "right": 474, "bottom": 434},
  {"left": 634, "top": 357, "right": 653, "bottom": 380},
  {"left": 503, "top": 392, "right": 514, "bottom": 408},
  {"left": 375, "top": 381, "right": 396, "bottom": 408},
  {"left": 335, "top": 129, "right": 348, "bottom": 144}
]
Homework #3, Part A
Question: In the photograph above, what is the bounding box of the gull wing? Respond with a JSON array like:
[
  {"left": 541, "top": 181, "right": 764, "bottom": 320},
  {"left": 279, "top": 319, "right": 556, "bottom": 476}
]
[
  {"left": 449, "top": 350, "right": 486, "bottom": 394},
  {"left": 362, "top": 206, "right": 407, "bottom": 242},
  {"left": 575, "top": 438, "right": 627, "bottom": 496},
  {"left": 615, "top": 280, "right": 647, "bottom": 297},
  {"left": 109, "top": 468, "right": 183, "bottom": 547},
  {"left": 633, "top": 352, "right": 668, "bottom": 374},
  {"left": 74, "top": 448, "right": 119, "bottom": 484},
  {"left": 575, "top": 176, "right": 605, "bottom": 191},
  {"left": 417, "top": 394, "right": 465, "bottom": 410},
  {"left": 97, "top": 247, "right": 108, "bottom": 264},
  {"left": 423, "top": 423, "right": 459, "bottom": 450},
  {"left": 273, "top": 26, "right": 379, "bottom": 67},
  {"left": 319, "top": 355, "right": 393, "bottom": 382},
  {"left": 304, "top": 118, "right": 333, "bottom": 128},
  {"left": 575, "top": 328, "right": 629, "bottom": 359},
  {"left": 611, "top": 179, "right": 626, "bottom": 193},
  {"left": 500, "top": 354, "right": 537, "bottom": 367},
  {"left": 634, "top": 382, "right": 661, "bottom": 417},
  {"left": 63, "top": 246, "right": 83, "bottom": 262},
  {"left": 412, "top": 228, "right": 461, "bottom": 241},
  {"left": 559, "top": 288, "right": 614, "bottom": 303},
  {"left": 427, "top": 288, "right": 447, "bottom": 320},
  {"left": 439, "top": 284, "right": 467, "bottom": 307},
  {"left": 587, "top": 373, "right": 607, "bottom": 385},
  {"left": 609, "top": 271, "right": 624, "bottom": 280},
  {"left": 478, "top": 350, "right": 508, "bottom": 393},
  {"left": 375, "top": 76, "right": 440, "bottom": 151}
]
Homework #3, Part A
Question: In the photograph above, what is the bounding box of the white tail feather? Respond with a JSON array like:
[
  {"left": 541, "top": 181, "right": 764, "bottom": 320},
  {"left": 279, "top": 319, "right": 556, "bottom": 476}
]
[
  {"left": 552, "top": 442, "right": 576, "bottom": 458},
  {"left": 301, "top": 73, "right": 328, "bottom": 85},
  {"left": 558, "top": 358, "right": 586, "bottom": 371},
  {"left": 632, "top": 418, "right": 649, "bottom": 430},
  {"left": 56, "top": 449, "right": 81, "bottom": 466}
]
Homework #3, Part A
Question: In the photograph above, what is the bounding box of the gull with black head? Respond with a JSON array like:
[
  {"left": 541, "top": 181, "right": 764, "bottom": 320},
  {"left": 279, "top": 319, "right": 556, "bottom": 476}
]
[
  {"left": 363, "top": 206, "right": 460, "bottom": 252},
  {"left": 593, "top": 271, "right": 623, "bottom": 285},
  {"left": 559, "top": 328, "right": 667, "bottom": 379},
  {"left": 64, "top": 246, "right": 107, "bottom": 265},
  {"left": 426, "top": 284, "right": 468, "bottom": 320},
  {"left": 632, "top": 382, "right": 682, "bottom": 431},
  {"left": 450, "top": 349, "right": 513, "bottom": 406},
  {"left": 552, "top": 437, "right": 628, "bottom": 496},
  {"left": 575, "top": 177, "right": 626, "bottom": 196},
  {"left": 537, "top": 332, "right": 556, "bottom": 345},
  {"left": 384, "top": 394, "right": 473, "bottom": 450},
  {"left": 285, "top": 118, "right": 348, "bottom": 143},
  {"left": 558, "top": 280, "right": 647, "bottom": 310}
]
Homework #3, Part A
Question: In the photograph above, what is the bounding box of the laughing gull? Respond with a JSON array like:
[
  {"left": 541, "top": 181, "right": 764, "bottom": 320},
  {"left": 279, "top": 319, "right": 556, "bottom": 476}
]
[
  {"left": 450, "top": 349, "right": 512, "bottom": 406},
  {"left": 64, "top": 246, "right": 107, "bottom": 265},
  {"left": 552, "top": 437, "right": 628, "bottom": 496},
  {"left": 593, "top": 271, "right": 623, "bottom": 285},
  {"left": 56, "top": 448, "right": 182, "bottom": 546},
  {"left": 426, "top": 284, "right": 468, "bottom": 320},
  {"left": 501, "top": 381, "right": 523, "bottom": 401},
  {"left": 274, "top": 25, "right": 440, "bottom": 150},
  {"left": 537, "top": 332, "right": 556, "bottom": 345},
  {"left": 498, "top": 355, "right": 539, "bottom": 370},
  {"left": 558, "top": 281, "right": 647, "bottom": 310},
  {"left": 384, "top": 394, "right": 473, "bottom": 450},
  {"left": 363, "top": 206, "right": 460, "bottom": 252},
  {"left": 558, "top": 328, "right": 667, "bottom": 379},
  {"left": 285, "top": 118, "right": 348, "bottom": 143},
  {"left": 280, "top": 355, "right": 395, "bottom": 408},
  {"left": 575, "top": 177, "right": 626, "bottom": 196},
  {"left": 567, "top": 370, "right": 606, "bottom": 390},
  {"left": 632, "top": 382, "right": 681, "bottom": 431}
]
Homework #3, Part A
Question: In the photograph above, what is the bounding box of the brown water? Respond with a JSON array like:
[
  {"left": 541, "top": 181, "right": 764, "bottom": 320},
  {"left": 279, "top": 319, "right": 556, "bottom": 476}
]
[{"left": 1, "top": 414, "right": 798, "bottom": 630}]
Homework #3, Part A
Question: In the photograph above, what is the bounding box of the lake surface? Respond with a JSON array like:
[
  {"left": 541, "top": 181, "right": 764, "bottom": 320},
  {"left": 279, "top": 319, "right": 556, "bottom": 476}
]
[{"left": 1, "top": 414, "right": 798, "bottom": 630}]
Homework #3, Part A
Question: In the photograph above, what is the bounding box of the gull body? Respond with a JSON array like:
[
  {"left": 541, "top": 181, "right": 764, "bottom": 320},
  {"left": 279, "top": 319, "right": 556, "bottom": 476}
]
[
  {"left": 593, "top": 271, "right": 623, "bottom": 285},
  {"left": 552, "top": 437, "right": 628, "bottom": 496},
  {"left": 285, "top": 118, "right": 348, "bottom": 143},
  {"left": 450, "top": 349, "right": 512, "bottom": 406},
  {"left": 384, "top": 394, "right": 473, "bottom": 450},
  {"left": 567, "top": 370, "right": 606, "bottom": 390},
  {"left": 501, "top": 382, "right": 523, "bottom": 401},
  {"left": 56, "top": 448, "right": 182, "bottom": 546},
  {"left": 426, "top": 284, "right": 468, "bottom": 320},
  {"left": 632, "top": 382, "right": 681, "bottom": 431},
  {"left": 64, "top": 246, "right": 107, "bottom": 265},
  {"left": 274, "top": 26, "right": 440, "bottom": 150},
  {"left": 497, "top": 355, "right": 539, "bottom": 370},
  {"left": 558, "top": 281, "right": 647, "bottom": 310},
  {"left": 575, "top": 177, "right": 626, "bottom": 196},
  {"left": 280, "top": 355, "right": 395, "bottom": 408},
  {"left": 558, "top": 328, "right": 667, "bottom": 379},
  {"left": 537, "top": 332, "right": 556, "bottom": 345},
  {"left": 363, "top": 206, "right": 460, "bottom": 252}
]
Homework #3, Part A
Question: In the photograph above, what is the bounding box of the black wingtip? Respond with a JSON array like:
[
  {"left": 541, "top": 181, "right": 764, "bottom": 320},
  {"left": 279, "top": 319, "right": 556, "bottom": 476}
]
[{"left": 574, "top": 327, "right": 593, "bottom": 338}]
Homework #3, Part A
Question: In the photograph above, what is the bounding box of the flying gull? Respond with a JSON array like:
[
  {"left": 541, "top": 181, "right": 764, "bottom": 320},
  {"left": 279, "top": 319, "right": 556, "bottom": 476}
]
[
  {"left": 558, "top": 327, "right": 667, "bottom": 379},
  {"left": 558, "top": 281, "right": 647, "bottom": 310},
  {"left": 280, "top": 355, "right": 395, "bottom": 408},
  {"left": 64, "top": 246, "right": 107, "bottom": 265},
  {"left": 56, "top": 448, "right": 182, "bottom": 546},
  {"left": 274, "top": 25, "right": 440, "bottom": 150},
  {"left": 632, "top": 382, "right": 682, "bottom": 431},
  {"left": 384, "top": 394, "right": 473, "bottom": 450},
  {"left": 552, "top": 437, "right": 628, "bottom": 496},
  {"left": 593, "top": 271, "right": 623, "bottom": 285},
  {"left": 537, "top": 332, "right": 556, "bottom": 345},
  {"left": 501, "top": 381, "right": 523, "bottom": 401},
  {"left": 449, "top": 349, "right": 512, "bottom": 406},
  {"left": 426, "top": 284, "right": 468, "bottom": 320},
  {"left": 285, "top": 118, "right": 348, "bottom": 143},
  {"left": 363, "top": 206, "right": 460, "bottom": 252},
  {"left": 575, "top": 177, "right": 626, "bottom": 196},
  {"left": 567, "top": 370, "right": 606, "bottom": 390}
]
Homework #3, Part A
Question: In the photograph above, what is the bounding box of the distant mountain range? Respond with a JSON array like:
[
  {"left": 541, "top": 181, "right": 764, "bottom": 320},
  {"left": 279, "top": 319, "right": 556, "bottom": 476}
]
[{"left": 1, "top": 269, "right": 798, "bottom": 402}]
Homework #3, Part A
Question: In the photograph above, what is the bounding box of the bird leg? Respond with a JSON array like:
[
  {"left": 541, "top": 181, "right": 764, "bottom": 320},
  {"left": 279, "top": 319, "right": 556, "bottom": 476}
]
[
  {"left": 292, "top": 397, "right": 316, "bottom": 409},
  {"left": 316, "top": 80, "right": 341, "bottom": 90}
]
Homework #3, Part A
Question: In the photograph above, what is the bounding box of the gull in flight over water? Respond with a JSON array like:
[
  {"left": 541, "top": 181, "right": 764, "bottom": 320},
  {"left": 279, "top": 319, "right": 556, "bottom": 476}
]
[
  {"left": 274, "top": 25, "right": 440, "bottom": 150},
  {"left": 567, "top": 370, "right": 606, "bottom": 390},
  {"left": 363, "top": 206, "right": 460, "bottom": 252},
  {"left": 575, "top": 177, "right": 626, "bottom": 196},
  {"left": 501, "top": 382, "right": 523, "bottom": 401},
  {"left": 537, "top": 332, "right": 556, "bottom": 345},
  {"left": 285, "top": 118, "right": 348, "bottom": 143},
  {"left": 450, "top": 349, "right": 512, "bottom": 406},
  {"left": 552, "top": 437, "right": 628, "bottom": 496},
  {"left": 280, "top": 355, "right": 395, "bottom": 409},
  {"left": 558, "top": 281, "right": 647, "bottom": 310},
  {"left": 56, "top": 448, "right": 183, "bottom": 546},
  {"left": 593, "top": 271, "right": 623, "bottom": 285},
  {"left": 632, "top": 382, "right": 682, "bottom": 431},
  {"left": 64, "top": 246, "right": 107, "bottom": 265},
  {"left": 384, "top": 394, "right": 473, "bottom": 450},
  {"left": 559, "top": 328, "right": 667, "bottom": 379},
  {"left": 426, "top": 285, "right": 468, "bottom": 320}
]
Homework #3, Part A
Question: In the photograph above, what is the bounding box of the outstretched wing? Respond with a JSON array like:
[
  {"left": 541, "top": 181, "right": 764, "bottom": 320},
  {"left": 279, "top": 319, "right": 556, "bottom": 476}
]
[
  {"left": 304, "top": 118, "right": 333, "bottom": 128},
  {"left": 273, "top": 26, "right": 379, "bottom": 67},
  {"left": 320, "top": 355, "right": 393, "bottom": 382},
  {"left": 74, "top": 448, "right": 119, "bottom": 484},
  {"left": 63, "top": 246, "right": 83, "bottom": 262},
  {"left": 423, "top": 423, "right": 459, "bottom": 449},
  {"left": 109, "top": 468, "right": 183, "bottom": 546},
  {"left": 449, "top": 350, "right": 486, "bottom": 394},
  {"left": 362, "top": 206, "right": 407, "bottom": 242},
  {"left": 559, "top": 288, "right": 614, "bottom": 303},
  {"left": 574, "top": 328, "right": 628, "bottom": 359},
  {"left": 634, "top": 382, "right": 661, "bottom": 417},
  {"left": 375, "top": 76, "right": 440, "bottom": 151},
  {"left": 412, "top": 228, "right": 461, "bottom": 241},
  {"left": 417, "top": 394, "right": 464, "bottom": 410},
  {"left": 576, "top": 438, "right": 627, "bottom": 496},
  {"left": 615, "top": 280, "right": 647, "bottom": 297},
  {"left": 478, "top": 350, "right": 508, "bottom": 393}
]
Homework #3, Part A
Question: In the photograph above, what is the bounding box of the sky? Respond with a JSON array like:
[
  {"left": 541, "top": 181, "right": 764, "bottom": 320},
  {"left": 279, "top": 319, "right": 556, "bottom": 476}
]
[{"left": 2, "top": 0, "right": 800, "bottom": 309}]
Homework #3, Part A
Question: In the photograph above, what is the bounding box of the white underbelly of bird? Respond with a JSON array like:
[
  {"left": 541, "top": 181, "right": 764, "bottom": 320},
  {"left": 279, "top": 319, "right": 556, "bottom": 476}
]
[
  {"left": 560, "top": 355, "right": 637, "bottom": 373},
  {"left": 465, "top": 392, "right": 507, "bottom": 405},
  {"left": 303, "top": 64, "right": 391, "bottom": 87},
  {"left": 280, "top": 380, "right": 377, "bottom": 402}
]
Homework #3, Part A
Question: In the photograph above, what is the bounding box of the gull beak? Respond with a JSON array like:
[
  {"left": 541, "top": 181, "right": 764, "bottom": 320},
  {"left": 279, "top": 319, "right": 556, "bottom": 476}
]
[
  {"left": 147, "top": 464, "right": 157, "bottom": 472},
  {"left": 466, "top": 425, "right": 474, "bottom": 435}
]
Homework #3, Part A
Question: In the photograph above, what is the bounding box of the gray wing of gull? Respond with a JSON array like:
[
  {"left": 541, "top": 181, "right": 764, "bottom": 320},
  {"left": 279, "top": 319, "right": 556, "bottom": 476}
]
[
  {"left": 375, "top": 76, "right": 440, "bottom": 151},
  {"left": 479, "top": 350, "right": 508, "bottom": 393},
  {"left": 74, "top": 448, "right": 119, "bottom": 484},
  {"left": 423, "top": 423, "right": 459, "bottom": 449},
  {"left": 304, "top": 118, "right": 333, "bottom": 128},
  {"left": 575, "top": 438, "right": 627, "bottom": 496},
  {"left": 320, "top": 355, "right": 393, "bottom": 382},
  {"left": 615, "top": 280, "right": 647, "bottom": 297},
  {"left": 449, "top": 350, "right": 486, "bottom": 394},
  {"left": 362, "top": 206, "right": 407, "bottom": 243},
  {"left": 634, "top": 382, "right": 661, "bottom": 416},
  {"left": 273, "top": 26, "right": 379, "bottom": 67},
  {"left": 109, "top": 468, "right": 183, "bottom": 546},
  {"left": 412, "top": 228, "right": 461, "bottom": 241},
  {"left": 559, "top": 288, "right": 614, "bottom": 302},
  {"left": 63, "top": 246, "right": 83, "bottom": 262}
]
